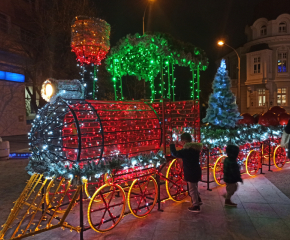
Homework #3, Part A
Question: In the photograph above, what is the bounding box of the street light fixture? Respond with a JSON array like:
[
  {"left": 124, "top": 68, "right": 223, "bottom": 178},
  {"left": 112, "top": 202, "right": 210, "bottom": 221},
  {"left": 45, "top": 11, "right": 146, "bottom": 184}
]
[
  {"left": 217, "top": 40, "right": 241, "bottom": 111},
  {"left": 143, "top": 0, "right": 155, "bottom": 34},
  {"left": 142, "top": 0, "right": 155, "bottom": 99}
]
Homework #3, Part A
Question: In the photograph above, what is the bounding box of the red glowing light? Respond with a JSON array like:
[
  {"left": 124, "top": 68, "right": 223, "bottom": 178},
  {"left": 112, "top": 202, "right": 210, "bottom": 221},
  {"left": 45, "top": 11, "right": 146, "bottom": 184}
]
[{"left": 62, "top": 101, "right": 162, "bottom": 162}]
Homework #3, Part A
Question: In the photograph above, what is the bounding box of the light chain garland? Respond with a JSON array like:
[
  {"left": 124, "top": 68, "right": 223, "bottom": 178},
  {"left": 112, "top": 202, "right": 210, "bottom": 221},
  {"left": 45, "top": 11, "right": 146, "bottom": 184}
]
[
  {"left": 201, "top": 124, "right": 284, "bottom": 148},
  {"left": 203, "top": 59, "right": 242, "bottom": 128},
  {"left": 71, "top": 16, "right": 110, "bottom": 65},
  {"left": 26, "top": 151, "right": 166, "bottom": 180},
  {"left": 106, "top": 33, "right": 208, "bottom": 101}
]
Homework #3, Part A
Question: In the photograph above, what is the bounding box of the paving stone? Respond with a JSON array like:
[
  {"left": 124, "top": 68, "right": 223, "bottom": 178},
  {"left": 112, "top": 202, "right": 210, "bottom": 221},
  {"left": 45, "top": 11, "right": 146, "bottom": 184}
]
[
  {"left": 269, "top": 203, "right": 290, "bottom": 220},
  {"left": 251, "top": 217, "right": 290, "bottom": 240},
  {"left": 155, "top": 219, "right": 180, "bottom": 232},
  {"left": 226, "top": 224, "right": 261, "bottom": 240},
  {"left": 242, "top": 203, "right": 280, "bottom": 218},
  {"left": 238, "top": 192, "right": 267, "bottom": 203}
]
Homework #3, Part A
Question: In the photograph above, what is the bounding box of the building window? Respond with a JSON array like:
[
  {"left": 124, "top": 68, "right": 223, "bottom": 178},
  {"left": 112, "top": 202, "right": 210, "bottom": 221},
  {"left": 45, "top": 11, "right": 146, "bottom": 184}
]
[
  {"left": 279, "top": 22, "right": 287, "bottom": 33},
  {"left": 254, "top": 57, "right": 261, "bottom": 73},
  {"left": 0, "top": 13, "right": 8, "bottom": 33},
  {"left": 278, "top": 52, "right": 287, "bottom": 73},
  {"left": 258, "top": 88, "right": 266, "bottom": 106},
  {"left": 260, "top": 25, "right": 267, "bottom": 36},
  {"left": 277, "top": 88, "right": 287, "bottom": 106}
]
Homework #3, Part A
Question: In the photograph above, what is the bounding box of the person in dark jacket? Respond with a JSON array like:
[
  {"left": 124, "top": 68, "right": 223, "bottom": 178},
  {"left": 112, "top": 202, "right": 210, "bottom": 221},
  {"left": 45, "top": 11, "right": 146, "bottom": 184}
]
[
  {"left": 223, "top": 144, "right": 243, "bottom": 207},
  {"left": 284, "top": 120, "right": 290, "bottom": 158},
  {"left": 170, "top": 132, "right": 203, "bottom": 212}
]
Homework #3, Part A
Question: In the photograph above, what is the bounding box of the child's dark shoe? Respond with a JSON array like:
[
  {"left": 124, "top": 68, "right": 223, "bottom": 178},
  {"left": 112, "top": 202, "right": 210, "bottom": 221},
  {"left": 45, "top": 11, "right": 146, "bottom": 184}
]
[
  {"left": 225, "top": 199, "right": 237, "bottom": 207},
  {"left": 188, "top": 206, "right": 201, "bottom": 212}
]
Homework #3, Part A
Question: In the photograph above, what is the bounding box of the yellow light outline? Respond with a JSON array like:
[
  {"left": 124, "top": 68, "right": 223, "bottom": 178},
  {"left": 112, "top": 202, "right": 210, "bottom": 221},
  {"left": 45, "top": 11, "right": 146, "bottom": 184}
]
[
  {"left": 165, "top": 158, "right": 188, "bottom": 202},
  {"left": 45, "top": 178, "right": 78, "bottom": 213},
  {"left": 127, "top": 176, "right": 158, "bottom": 218},
  {"left": 245, "top": 150, "right": 260, "bottom": 176},
  {"left": 273, "top": 145, "right": 286, "bottom": 169},
  {"left": 88, "top": 183, "right": 126, "bottom": 233},
  {"left": 213, "top": 155, "right": 226, "bottom": 186}
]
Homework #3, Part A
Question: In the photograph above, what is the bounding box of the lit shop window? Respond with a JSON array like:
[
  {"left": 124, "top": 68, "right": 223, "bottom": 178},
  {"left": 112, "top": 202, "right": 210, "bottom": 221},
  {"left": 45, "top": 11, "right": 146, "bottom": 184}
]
[
  {"left": 277, "top": 88, "right": 287, "bottom": 106},
  {"left": 258, "top": 88, "right": 266, "bottom": 106}
]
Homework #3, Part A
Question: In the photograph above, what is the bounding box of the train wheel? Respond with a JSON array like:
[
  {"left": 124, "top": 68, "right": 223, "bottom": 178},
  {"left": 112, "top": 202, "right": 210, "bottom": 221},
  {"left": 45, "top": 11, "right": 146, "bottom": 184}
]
[
  {"left": 246, "top": 150, "right": 261, "bottom": 176},
  {"left": 165, "top": 159, "right": 188, "bottom": 202},
  {"left": 213, "top": 155, "right": 226, "bottom": 186},
  {"left": 84, "top": 174, "right": 114, "bottom": 201},
  {"left": 88, "top": 183, "right": 126, "bottom": 233},
  {"left": 45, "top": 178, "right": 78, "bottom": 213},
  {"left": 273, "top": 145, "right": 287, "bottom": 169},
  {"left": 128, "top": 176, "right": 158, "bottom": 218}
]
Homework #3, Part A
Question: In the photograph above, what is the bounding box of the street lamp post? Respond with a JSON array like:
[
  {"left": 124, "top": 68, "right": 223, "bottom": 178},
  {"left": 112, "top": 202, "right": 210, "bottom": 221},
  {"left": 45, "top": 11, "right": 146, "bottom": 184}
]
[
  {"left": 143, "top": 0, "right": 155, "bottom": 34},
  {"left": 142, "top": 0, "right": 155, "bottom": 99},
  {"left": 218, "top": 41, "right": 241, "bottom": 111}
]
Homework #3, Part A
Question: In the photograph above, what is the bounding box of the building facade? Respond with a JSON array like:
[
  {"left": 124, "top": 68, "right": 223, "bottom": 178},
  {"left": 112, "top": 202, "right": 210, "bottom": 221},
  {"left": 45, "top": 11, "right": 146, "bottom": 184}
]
[
  {"left": 0, "top": 0, "right": 38, "bottom": 136},
  {"left": 224, "top": 13, "right": 290, "bottom": 115}
]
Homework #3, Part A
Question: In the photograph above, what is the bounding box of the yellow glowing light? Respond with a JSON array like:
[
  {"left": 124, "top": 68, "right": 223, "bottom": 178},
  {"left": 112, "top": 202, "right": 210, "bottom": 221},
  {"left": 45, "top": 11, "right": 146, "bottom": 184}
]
[
  {"left": 46, "top": 84, "right": 53, "bottom": 98},
  {"left": 218, "top": 40, "right": 225, "bottom": 46},
  {"left": 165, "top": 159, "right": 188, "bottom": 202},
  {"left": 88, "top": 183, "right": 126, "bottom": 233},
  {"left": 245, "top": 150, "right": 260, "bottom": 176},
  {"left": 41, "top": 79, "right": 55, "bottom": 102},
  {"left": 213, "top": 155, "right": 226, "bottom": 186},
  {"left": 273, "top": 145, "right": 286, "bottom": 169},
  {"left": 127, "top": 176, "right": 158, "bottom": 218}
]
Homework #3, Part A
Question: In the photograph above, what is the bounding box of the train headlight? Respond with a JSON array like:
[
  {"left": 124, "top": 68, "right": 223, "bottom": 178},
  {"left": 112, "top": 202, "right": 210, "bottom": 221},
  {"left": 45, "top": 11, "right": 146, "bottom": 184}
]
[{"left": 41, "top": 79, "right": 55, "bottom": 102}]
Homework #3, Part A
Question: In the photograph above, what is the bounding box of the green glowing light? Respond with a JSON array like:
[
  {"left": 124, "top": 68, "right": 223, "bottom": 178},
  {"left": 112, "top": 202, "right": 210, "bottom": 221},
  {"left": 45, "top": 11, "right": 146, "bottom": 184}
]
[{"left": 105, "top": 33, "right": 208, "bottom": 101}]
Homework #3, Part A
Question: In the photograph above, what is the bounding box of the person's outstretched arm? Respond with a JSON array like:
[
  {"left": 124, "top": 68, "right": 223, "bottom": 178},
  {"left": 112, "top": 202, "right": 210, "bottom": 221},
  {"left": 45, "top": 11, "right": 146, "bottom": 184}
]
[{"left": 170, "top": 143, "right": 184, "bottom": 158}]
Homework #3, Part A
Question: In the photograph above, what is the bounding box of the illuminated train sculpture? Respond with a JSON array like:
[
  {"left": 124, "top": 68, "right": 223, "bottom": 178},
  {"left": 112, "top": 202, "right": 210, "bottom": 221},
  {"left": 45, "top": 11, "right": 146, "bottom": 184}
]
[
  {"left": 0, "top": 79, "right": 200, "bottom": 240},
  {"left": 33, "top": 79, "right": 198, "bottom": 164}
]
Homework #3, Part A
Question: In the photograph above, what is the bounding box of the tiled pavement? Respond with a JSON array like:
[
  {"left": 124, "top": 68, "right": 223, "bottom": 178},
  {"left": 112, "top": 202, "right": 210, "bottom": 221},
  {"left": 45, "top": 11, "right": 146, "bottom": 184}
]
[{"left": 1, "top": 158, "right": 290, "bottom": 240}]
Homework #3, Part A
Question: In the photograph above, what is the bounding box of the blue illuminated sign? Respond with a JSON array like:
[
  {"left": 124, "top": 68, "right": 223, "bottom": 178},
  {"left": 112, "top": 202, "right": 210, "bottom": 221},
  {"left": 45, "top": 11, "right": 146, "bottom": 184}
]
[
  {"left": 9, "top": 153, "right": 31, "bottom": 158},
  {"left": 0, "top": 71, "right": 25, "bottom": 82}
]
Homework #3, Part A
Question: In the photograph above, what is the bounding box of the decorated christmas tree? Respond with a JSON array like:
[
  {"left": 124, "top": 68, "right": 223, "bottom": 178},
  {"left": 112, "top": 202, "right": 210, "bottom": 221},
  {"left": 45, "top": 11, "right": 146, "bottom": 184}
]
[{"left": 202, "top": 59, "right": 242, "bottom": 128}]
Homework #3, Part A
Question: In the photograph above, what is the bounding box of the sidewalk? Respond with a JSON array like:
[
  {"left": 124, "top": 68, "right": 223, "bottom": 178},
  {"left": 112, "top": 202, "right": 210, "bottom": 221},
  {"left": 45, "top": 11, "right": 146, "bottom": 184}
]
[{"left": 1, "top": 159, "right": 290, "bottom": 240}]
